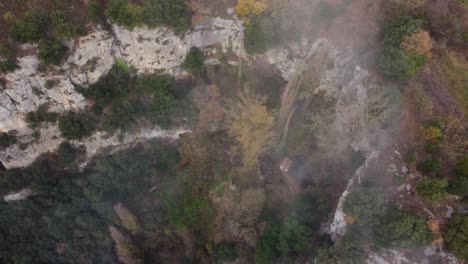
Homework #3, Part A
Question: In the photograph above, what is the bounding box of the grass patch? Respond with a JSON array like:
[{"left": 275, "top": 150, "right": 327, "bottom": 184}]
[{"left": 433, "top": 52, "right": 468, "bottom": 113}]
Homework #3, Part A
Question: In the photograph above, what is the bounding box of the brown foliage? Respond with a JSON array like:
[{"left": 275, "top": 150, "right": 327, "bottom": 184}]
[
  {"left": 401, "top": 30, "right": 433, "bottom": 58},
  {"left": 198, "top": 85, "right": 224, "bottom": 132},
  {"left": 113, "top": 202, "right": 140, "bottom": 234},
  {"left": 400, "top": 0, "right": 428, "bottom": 10},
  {"left": 212, "top": 188, "right": 266, "bottom": 245},
  {"left": 109, "top": 226, "right": 142, "bottom": 264}
]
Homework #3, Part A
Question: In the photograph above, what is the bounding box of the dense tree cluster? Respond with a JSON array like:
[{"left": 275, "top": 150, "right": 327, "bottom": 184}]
[
  {"left": 448, "top": 156, "right": 468, "bottom": 197},
  {"left": 443, "top": 215, "right": 468, "bottom": 261},
  {"left": 25, "top": 104, "right": 59, "bottom": 129},
  {"left": 378, "top": 16, "right": 432, "bottom": 80},
  {"left": 107, "top": 0, "right": 191, "bottom": 33},
  {"left": 342, "top": 188, "right": 433, "bottom": 252},
  {"left": 0, "top": 132, "right": 16, "bottom": 150},
  {"left": 0, "top": 44, "right": 17, "bottom": 73},
  {"left": 60, "top": 62, "right": 194, "bottom": 139},
  {"left": 0, "top": 139, "right": 181, "bottom": 263},
  {"left": 416, "top": 177, "right": 448, "bottom": 202},
  {"left": 182, "top": 47, "right": 204, "bottom": 76},
  {"left": 8, "top": 9, "right": 83, "bottom": 65}
]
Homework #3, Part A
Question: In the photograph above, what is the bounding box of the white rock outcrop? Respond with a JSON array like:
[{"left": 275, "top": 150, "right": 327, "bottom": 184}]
[
  {"left": 4, "top": 188, "right": 34, "bottom": 202},
  {"left": 113, "top": 17, "right": 244, "bottom": 74},
  {"left": 0, "top": 122, "right": 190, "bottom": 169},
  {"left": 0, "top": 16, "right": 243, "bottom": 168}
]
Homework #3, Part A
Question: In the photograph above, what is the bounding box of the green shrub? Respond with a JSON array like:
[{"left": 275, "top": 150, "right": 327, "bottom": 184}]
[
  {"left": 449, "top": 176, "right": 468, "bottom": 197},
  {"left": 443, "top": 215, "right": 468, "bottom": 261},
  {"left": 55, "top": 141, "right": 85, "bottom": 168},
  {"left": 0, "top": 45, "right": 17, "bottom": 72},
  {"left": 76, "top": 64, "right": 132, "bottom": 106},
  {"left": 0, "top": 44, "right": 15, "bottom": 59},
  {"left": 375, "top": 208, "right": 433, "bottom": 248},
  {"left": 142, "top": 0, "right": 191, "bottom": 34},
  {"left": 88, "top": 0, "right": 104, "bottom": 23},
  {"left": 58, "top": 112, "right": 97, "bottom": 140},
  {"left": 114, "top": 57, "right": 136, "bottom": 73},
  {"left": 424, "top": 143, "right": 440, "bottom": 154},
  {"left": 0, "top": 60, "right": 17, "bottom": 72},
  {"left": 378, "top": 46, "right": 427, "bottom": 80},
  {"left": 378, "top": 15, "right": 427, "bottom": 80},
  {"left": 333, "top": 228, "right": 368, "bottom": 264},
  {"left": 3, "top": 11, "right": 15, "bottom": 24},
  {"left": 455, "top": 155, "right": 468, "bottom": 177},
  {"left": 342, "top": 189, "right": 388, "bottom": 226},
  {"left": 382, "top": 16, "right": 425, "bottom": 46},
  {"left": 277, "top": 217, "right": 311, "bottom": 257},
  {"left": 168, "top": 189, "right": 214, "bottom": 231},
  {"left": 0, "top": 132, "right": 16, "bottom": 150},
  {"left": 38, "top": 39, "right": 68, "bottom": 65},
  {"left": 135, "top": 73, "right": 177, "bottom": 127},
  {"left": 256, "top": 224, "right": 281, "bottom": 264},
  {"left": 50, "top": 11, "right": 83, "bottom": 40},
  {"left": 182, "top": 47, "right": 204, "bottom": 76},
  {"left": 11, "top": 10, "right": 48, "bottom": 42},
  {"left": 107, "top": 0, "right": 143, "bottom": 28},
  {"left": 101, "top": 99, "right": 144, "bottom": 133},
  {"left": 417, "top": 158, "right": 443, "bottom": 173},
  {"left": 416, "top": 177, "right": 448, "bottom": 202},
  {"left": 25, "top": 104, "right": 59, "bottom": 129},
  {"left": 215, "top": 242, "right": 237, "bottom": 261},
  {"left": 244, "top": 18, "right": 267, "bottom": 54},
  {"left": 244, "top": 14, "right": 297, "bottom": 55},
  {"left": 448, "top": 156, "right": 468, "bottom": 197}
]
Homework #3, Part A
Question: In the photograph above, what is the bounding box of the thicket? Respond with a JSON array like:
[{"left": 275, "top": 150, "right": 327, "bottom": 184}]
[
  {"left": 88, "top": 0, "right": 104, "bottom": 23},
  {"left": 443, "top": 215, "right": 468, "bottom": 261},
  {"left": 50, "top": 11, "right": 83, "bottom": 40},
  {"left": 107, "top": 0, "right": 191, "bottom": 33},
  {"left": 182, "top": 47, "right": 204, "bottom": 76},
  {"left": 448, "top": 156, "right": 468, "bottom": 197},
  {"left": 215, "top": 242, "right": 237, "bottom": 261},
  {"left": 244, "top": 14, "right": 296, "bottom": 54},
  {"left": 7, "top": 8, "right": 86, "bottom": 66},
  {"left": 38, "top": 39, "right": 68, "bottom": 65},
  {"left": 255, "top": 194, "right": 329, "bottom": 263},
  {"left": 10, "top": 10, "right": 48, "bottom": 42},
  {"left": 416, "top": 177, "right": 448, "bottom": 202},
  {"left": 378, "top": 16, "right": 429, "bottom": 80},
  {"left": 25, "top": 104, "right": 59, "bottom": 129},
  {"left": 58, "top": 111, "right": 98, "bottom": 140},
  {"left": 70, "top": 62, "right": 193, "bottom": 138},
  {"left": 0, "top": 132, "right": 16, "bottom": 150},
  {"left": 54, "top": 141, "right": 86, "bottom": 168},
  {"left": 342, "top": 188, "right": 433, "bottom": 250},
  {"left": 0, "top": 44, "right": 17, "bottom": 72},
  {"left": 0, "top": 139, "right": 182, "bottom": 263},
  {"left": 167, "top": 188, "right": 214, "bottom": 231}
]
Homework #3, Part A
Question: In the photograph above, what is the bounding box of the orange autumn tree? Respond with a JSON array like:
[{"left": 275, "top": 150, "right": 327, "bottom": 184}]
[
  {"left": 235, "top": 0, "right": 267, "bottom": 24},
  {"left": 401, "top": 30, "right": 434, "bottom": 58}
]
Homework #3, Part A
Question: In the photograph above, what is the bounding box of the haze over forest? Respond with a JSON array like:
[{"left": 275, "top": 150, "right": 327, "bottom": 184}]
[{"left": 0, "top": 0, "right": 467, "bottom": 263}]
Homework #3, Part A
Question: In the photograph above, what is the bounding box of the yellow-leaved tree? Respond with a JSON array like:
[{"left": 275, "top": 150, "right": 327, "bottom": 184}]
[
  {"left": 227, "top": 87, "right": 275, "bottom": 170},
  {"left": 235, "top": 0, "right": 267, "bottom": 24}
]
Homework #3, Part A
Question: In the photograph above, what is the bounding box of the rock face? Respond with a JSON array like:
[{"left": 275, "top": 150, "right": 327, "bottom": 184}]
[
  {"left": 114, "top": 17, "right": 244, "bottom": 74},
  {"left": 0, "top": 16, "right": 243, "bottom": 168},
  {"left": 268, "top": 39, "right": 401, "bottom": 156},
  {"left": 3, "top": 188, "right": 34, "bottom": 202},
  {"left": 0, "top": 123, "right": 190, "bottom": 169},
  {"left": 0, "top": 56, "right": 86, "bottom": 132}
]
